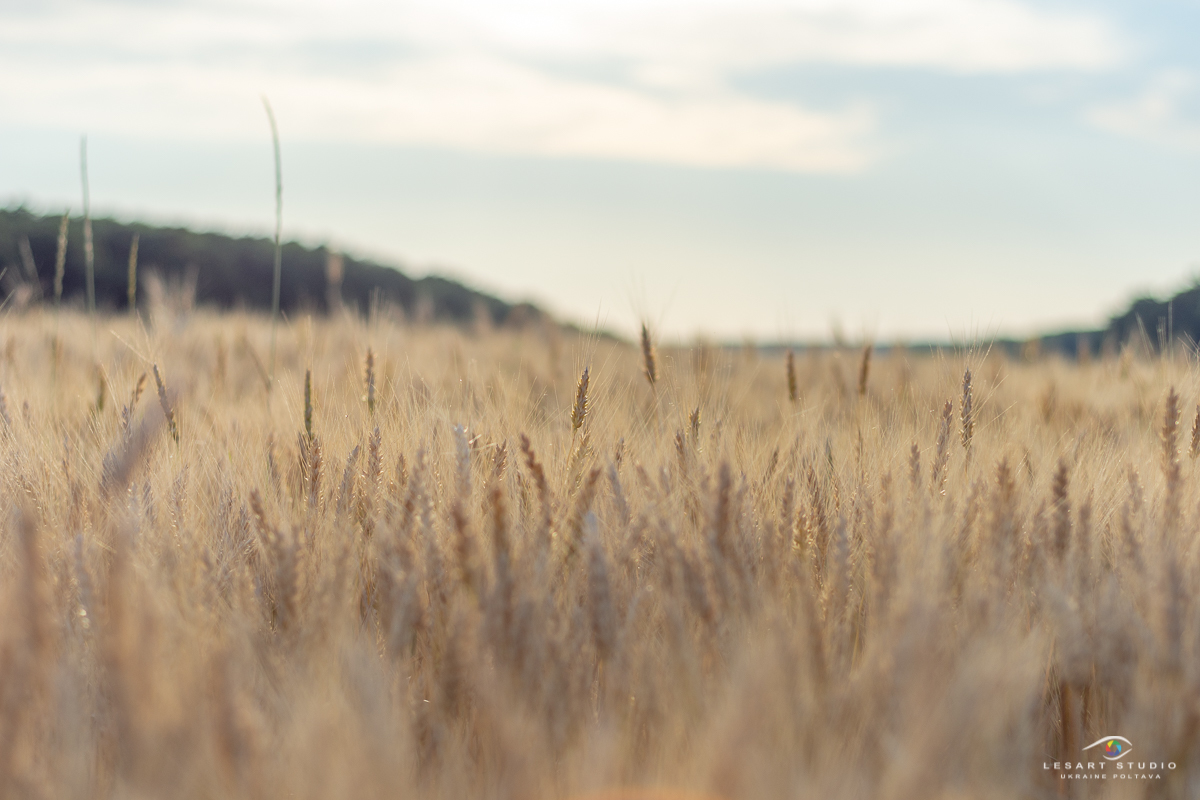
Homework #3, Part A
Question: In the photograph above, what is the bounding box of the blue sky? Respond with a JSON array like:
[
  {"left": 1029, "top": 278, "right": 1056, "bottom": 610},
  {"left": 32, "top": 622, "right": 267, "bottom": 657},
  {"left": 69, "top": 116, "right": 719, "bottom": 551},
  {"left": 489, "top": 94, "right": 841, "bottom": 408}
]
[{"left": 3, "top": 0, "right": 1200, "bottom": 340}]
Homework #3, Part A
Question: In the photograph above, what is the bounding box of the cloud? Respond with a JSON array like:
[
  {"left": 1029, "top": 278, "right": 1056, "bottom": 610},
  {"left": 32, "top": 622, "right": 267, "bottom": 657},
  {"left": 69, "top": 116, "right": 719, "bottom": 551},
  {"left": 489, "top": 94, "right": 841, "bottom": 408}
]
[
  {"left": 472, "top": 0, "right": 1124, "bottom": 76},
  {"left": 0, "top": 49, "right": 875, "bottom": 173},
  {"left": 0, "top": 0, "right": 1125, "bottom": 172},
  {"left": 291, "top": 55, "right": 877, "bottom": 172},
  {"left": 1087, "top": 71, "right": 1200, "bottom": 152}
]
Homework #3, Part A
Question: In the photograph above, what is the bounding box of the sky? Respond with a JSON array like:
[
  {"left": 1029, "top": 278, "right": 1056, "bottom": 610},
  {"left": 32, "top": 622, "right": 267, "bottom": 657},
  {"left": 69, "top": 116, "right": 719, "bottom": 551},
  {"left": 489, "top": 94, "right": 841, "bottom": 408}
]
[{"left": 3, "top": 0, "right": 1200, "bottom": 341}]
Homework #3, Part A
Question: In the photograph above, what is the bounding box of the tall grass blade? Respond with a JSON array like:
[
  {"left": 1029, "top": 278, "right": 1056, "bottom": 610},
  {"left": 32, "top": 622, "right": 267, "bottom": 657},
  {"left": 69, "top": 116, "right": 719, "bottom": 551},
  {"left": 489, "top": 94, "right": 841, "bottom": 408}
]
[{"left": 263, "top": 96, "right": 283, "bottom": 389}]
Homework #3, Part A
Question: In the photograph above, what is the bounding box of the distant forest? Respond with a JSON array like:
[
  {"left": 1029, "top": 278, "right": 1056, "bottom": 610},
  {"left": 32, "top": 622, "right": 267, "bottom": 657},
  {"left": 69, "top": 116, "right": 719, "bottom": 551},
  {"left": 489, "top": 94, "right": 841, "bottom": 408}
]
[
  {"left": 0, "top": 207, "right": 544, "bottom": 327},
  {"left": 1032, "top": 285, "right": 1200, "bottom": 358},
  {"left": 3, "top": 206, "right": 1199, "bottom": 353}
]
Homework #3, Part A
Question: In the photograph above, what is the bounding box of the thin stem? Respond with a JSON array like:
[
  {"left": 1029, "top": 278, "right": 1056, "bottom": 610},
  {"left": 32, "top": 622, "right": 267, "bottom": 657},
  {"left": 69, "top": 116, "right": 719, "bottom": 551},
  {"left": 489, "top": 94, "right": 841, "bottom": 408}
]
[
  {"left": 263, "top": 96, "right": 283, "bottom": 390},
  {"left": 127, "top": 233, "right": 139, "bottom": 315},
  {"left": 81, "top": 136, "right": 96, "bottom": 351}
]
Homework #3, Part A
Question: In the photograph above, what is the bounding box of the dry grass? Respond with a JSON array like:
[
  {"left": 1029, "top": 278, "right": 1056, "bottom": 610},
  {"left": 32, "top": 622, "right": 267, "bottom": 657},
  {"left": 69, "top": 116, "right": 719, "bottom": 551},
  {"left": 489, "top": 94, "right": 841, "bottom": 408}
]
[{"left": 0, "top": 308, "right": 1198, "bottom": 799}]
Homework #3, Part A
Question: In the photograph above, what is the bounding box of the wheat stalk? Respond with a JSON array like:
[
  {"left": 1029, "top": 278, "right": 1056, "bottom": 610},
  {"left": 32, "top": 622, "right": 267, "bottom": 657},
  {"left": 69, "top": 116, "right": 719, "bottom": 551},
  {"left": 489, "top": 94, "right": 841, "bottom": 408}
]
[
  {"left": 1189, "top": 405, "right": 1200, "bottom": 459},
  {"left": 0, "top": 384, "right": 11, "bottom": 432},
  {"left": 364, "top": 348, "right": 376, "bottom": 416},
  {"left": 641, "top": 323, "right": 658, "bottom": 388},
  {"left": 1051, "top": 458, "right": 1070, "bottom": 559},
  {"left": 127, "top": 233, "right": 139, "bottom": 314},
  {"left": 152, "top": 363, "right": 179, "bottom": 444},
  {"left": 263, "top": 97, "right": 283, "bottom": 389},
  {"left": 960, "top": 368, "right": 974, "bottom": 458},
  {"left": 304, "top": 368, "right": 314, "bottom": 443},
  {"left": 786, "top": 349, "right": 798, "bottom": 404},
  {"left": 571, "top": 366, "right": 589, "bottom": 434},
  {"left": 857, "top": 344, "right": 872, "bottom": 397},
  {"left": 17, "top": 236, "right": 40, "bottom": 301},
  {"left": 908, "top": 442, "right": 921, "bottom": 492},
  {"left": 80, "top": 137, "right": 95, "bottom": 323},
  {"left": 53, "top": 212, "right": 68, "bottom": 307},
  {"left": 1163, "top": 387, "right": 1181, "bottom": 529},
  {"left": 519, "top": 433, "right": 553, "bottom": 550},
  {"left": 120, "top": 372, "right": 147, "bottom": 434},
  {"left": 931, "top": 400, "right": 952, "bottom": 494},
  {"left": 93, "top": 368, "right": 107, "bottom": 414}
]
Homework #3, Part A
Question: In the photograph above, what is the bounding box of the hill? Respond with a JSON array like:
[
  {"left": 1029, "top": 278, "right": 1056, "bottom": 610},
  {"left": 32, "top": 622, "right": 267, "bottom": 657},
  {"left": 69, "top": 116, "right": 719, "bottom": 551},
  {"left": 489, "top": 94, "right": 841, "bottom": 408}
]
[
  {"left": 6, "top": 204, "right": 1197, "bottom": 354},
  {"left": 0, "top": 207, "right": 544, "bottom": 326},
  {"left": 1031, "top": 283, "right": 1200, "bottom": 359},
  {"left": 1105, "top": 283, "right": 1200, "bottom": 350}
]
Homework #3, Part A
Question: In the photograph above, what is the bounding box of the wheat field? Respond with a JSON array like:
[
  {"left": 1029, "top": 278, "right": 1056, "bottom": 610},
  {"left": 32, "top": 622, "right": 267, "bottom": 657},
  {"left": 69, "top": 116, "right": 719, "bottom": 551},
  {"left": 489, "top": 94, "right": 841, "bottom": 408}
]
[{"left": 0, "top": 308, "right": 1197, "bottom": 799}]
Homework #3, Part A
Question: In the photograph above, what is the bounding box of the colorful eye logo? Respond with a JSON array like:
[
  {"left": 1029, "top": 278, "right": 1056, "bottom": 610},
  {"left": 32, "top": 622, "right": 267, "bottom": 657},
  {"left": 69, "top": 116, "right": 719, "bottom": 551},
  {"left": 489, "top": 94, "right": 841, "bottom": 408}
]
[{"left": 1083, "top": 735, "right": 1132, "bottom": 761}]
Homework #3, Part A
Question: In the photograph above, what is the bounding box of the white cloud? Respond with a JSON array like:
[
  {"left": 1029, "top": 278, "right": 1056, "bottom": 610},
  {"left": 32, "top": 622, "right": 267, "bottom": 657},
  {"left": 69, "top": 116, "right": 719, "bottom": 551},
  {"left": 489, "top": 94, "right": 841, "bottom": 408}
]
[
  {"left": 1088, "top": 71, "right": 1200, "bottom": 152},
  {"left": 0, "top": 49, "right": 874, "bottom": 172},
  {"left": 290, "top": 55, "right": 876, "bottom": 171},
  {"left": 469, "top": 0, "right": 1124, "bottom": 75},
  {"left": 0, "top": 0, "right": 1125, "bottom": 172}
]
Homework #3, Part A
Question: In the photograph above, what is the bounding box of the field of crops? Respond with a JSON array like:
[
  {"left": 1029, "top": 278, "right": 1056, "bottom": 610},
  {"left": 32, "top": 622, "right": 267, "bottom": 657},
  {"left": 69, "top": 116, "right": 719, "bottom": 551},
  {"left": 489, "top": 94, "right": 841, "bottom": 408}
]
[{"left": 0, "top": 309, "right": 1196, "bottom": 799}]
